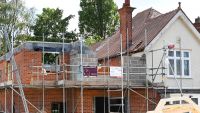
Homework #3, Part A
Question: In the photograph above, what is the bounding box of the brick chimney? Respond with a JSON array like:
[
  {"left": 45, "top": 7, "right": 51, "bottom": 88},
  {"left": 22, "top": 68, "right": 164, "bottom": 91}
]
[
  {"left": 118, "top": 0, "right": 134, "bottom": 50},
  {"left": 194, "top": 17, "right": 200, "bottom": 33}
]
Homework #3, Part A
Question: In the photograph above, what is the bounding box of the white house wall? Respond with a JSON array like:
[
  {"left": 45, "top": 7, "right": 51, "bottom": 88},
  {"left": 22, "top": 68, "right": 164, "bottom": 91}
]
[{"left": 145, "top": 16, "right": 200, "bottom": 89}]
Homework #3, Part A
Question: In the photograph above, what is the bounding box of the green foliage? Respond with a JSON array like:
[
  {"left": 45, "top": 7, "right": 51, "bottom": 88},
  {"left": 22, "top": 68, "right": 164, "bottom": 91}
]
[
  {"left": 0, "top": 0, "right": 35, "bottom": 56},
  {"left": 14, "top": 34, "right": 32, "bottom": 47},
  {"left": 0, "top": 38, "right": 7, "bottom": 55},
  {"left": 84, "top": 35, "right": 101, "bottom": 46},
  {"left": 79, "top": 0, "right": 119, "bottom": 40},
  {"left": 44, "top": 53, "right": 58, "bottom": 64},
  {"left": 32, "top": 8, "right": 77, "bottom": 42}
]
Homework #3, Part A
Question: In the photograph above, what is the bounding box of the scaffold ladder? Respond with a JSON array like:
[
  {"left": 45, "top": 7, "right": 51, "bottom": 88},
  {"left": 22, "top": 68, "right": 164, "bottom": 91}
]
[{"left": 107, "top": 89, "right": 124, "bottom": 113}]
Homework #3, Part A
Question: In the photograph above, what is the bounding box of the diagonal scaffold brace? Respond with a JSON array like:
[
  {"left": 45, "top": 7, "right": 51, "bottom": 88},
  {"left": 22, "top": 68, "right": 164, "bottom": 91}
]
[{"left": 3, "top": 29, "right": 29, "bottom": 113}]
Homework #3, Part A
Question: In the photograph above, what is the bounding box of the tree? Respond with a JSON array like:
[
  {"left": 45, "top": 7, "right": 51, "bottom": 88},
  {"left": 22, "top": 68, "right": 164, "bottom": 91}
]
[
  {"left": 79, "top": 0, "right": 119, "bottom": 41},
  {"left": 0, "top": 0, "right": 35, "bottom": 56},
  {"left": 84, "top": 35, "right": 101, "bottom": 46},
  {"left": 32, "top": 8, "right": 77, "bottom": 42}
]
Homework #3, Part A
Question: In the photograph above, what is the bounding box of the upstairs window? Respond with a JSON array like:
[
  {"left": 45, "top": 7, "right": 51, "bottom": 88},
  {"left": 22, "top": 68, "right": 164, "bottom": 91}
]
[
  {"left": 168, "top": 50, "right": 191, "bottom": 77},
  {"left": 44, "top": 52, "right": 59, "bottom": 65},
  {"left": 43, "top": 52, "right": 60, "bottom": 73}
]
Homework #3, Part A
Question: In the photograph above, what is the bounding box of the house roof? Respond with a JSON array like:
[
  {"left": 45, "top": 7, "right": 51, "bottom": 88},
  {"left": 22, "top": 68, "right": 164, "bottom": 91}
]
[{"left": 91, "top": 8, "right": 179, "bottom": 60}]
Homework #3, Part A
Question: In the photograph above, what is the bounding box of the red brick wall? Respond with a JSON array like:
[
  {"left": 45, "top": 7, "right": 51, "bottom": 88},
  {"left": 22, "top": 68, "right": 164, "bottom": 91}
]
[
  {"left": 0, "top": 89, "right": 13, "bottom": 112},
  {"left": 12, "top": 50, "right": 72, "bottom": 84},
  {"left": 67, "top": 88, "right": 160, "bottom": 113},
  {"left": 129, "top": 89, "right": 160, "bottom": 113},
  {"left": 0, "top": 88, "right": 160, "bottom": 113},
  {"left": 0, "top": 61, "right": 8, "bottom": 82},
  {"left": 98, "top": 57, "right": 121, "bottom": 76},
  {"left": 0, "top": 50, "right": 72, "bottom": 84},
  {"left": 15, "top": 50, "right": 42, "bottom": 84},
  {"left": 0, "top": 50, "right": 42, "bottom": 84},
  {"left": 99, "top": 57, "right": 121, "bottom": 67},
  {"left": 0, "top": 88, "right": 64, "bottom": 113}
]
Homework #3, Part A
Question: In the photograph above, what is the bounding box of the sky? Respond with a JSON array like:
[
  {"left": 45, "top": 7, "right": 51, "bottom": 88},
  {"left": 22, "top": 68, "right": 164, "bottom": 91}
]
[{"left": 25, "top": 0, "right": 200, "bottom": 32}]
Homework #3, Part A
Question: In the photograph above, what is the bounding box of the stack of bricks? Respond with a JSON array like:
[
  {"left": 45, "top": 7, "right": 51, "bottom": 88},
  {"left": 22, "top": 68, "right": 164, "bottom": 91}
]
[
  {"left": 123, "top": 56, "right": 146, "bottom": 86},
  {"left": 70, "top": 53, "right": 97, "bottom": 81}
]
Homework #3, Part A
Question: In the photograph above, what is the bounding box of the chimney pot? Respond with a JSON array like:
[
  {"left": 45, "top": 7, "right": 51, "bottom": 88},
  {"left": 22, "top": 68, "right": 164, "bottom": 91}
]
[
  {"left": 178, "top": 2, "right": 181, "bottom": 9},
  {"left": 195, "top": 17, "right": 200, "bottom": 24},
  {"left": 194, "top": 17, "right": 200, "bottom": 33},
  {"left": 124, "top": 0, "right": 130, "bottom": 6}
]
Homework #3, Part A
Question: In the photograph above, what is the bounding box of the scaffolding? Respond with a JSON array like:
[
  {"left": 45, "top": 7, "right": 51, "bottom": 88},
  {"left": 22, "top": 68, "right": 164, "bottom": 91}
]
[
  {"left": 0, "top": 32, "right": 159, "bottom": 113},
  {"left": 2, "top": 28, "right": 29, "bottom": 113}
]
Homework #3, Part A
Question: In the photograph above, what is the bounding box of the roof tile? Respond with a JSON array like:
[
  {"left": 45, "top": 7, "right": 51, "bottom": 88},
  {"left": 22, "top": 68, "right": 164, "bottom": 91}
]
[{"left": 91, "top": 8, "right": 179, "bottom": 59}]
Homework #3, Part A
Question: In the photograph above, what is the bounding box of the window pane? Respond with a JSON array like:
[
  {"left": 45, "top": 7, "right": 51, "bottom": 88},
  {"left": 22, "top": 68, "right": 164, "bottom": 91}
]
[
  {"left": 51, "top": 102, "right": 65, "bottom": 113},
  {"left": 169, "top": 59, "right": 174, "bottom": 75},
  {"left": 173, "top": 100, "right": 180, "bottom": 104},
  {"left": 176, "top": 59, "right": 181, "bottom": 75},
  {"left": 184, "top": 60, "right": 190, "bottom": 76},
  {"left": 168, "top": 51, "right": 174, "bottom": 57},
  {"left": 191, "top": 98, "right": 198, "bottom": 105},
  {"left": 176, "top": 51, "right": 181, "bottom": 57},
  {"left": 184, "top": 52, "right": 189, "bottom": 58},
  {"left": 110, "top": 98, "right": 124, "bottom": 112}
]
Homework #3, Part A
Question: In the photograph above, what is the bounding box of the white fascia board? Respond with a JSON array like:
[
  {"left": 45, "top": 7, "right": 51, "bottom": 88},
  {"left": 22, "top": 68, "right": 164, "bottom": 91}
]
[
  {"left": 179, "top": 12, "right": 200, "bottom": 40},
  {"left": 144, "top": 10, "right": 200, "bottom": 52}
]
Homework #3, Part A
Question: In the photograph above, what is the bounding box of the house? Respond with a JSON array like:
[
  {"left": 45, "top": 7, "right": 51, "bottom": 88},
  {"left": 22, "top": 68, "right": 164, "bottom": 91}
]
[
  {"left": 0, "top": 41, "right": 155, "bottom": 112},
  {"left": 0, "top": 1, "right": 157, "bottom": 112},
  {"left": 1, "top": 0, "right": 199, "bottom": 113},
  {"left": 92, "top": 0, "right": 200, "bottom": 108}
]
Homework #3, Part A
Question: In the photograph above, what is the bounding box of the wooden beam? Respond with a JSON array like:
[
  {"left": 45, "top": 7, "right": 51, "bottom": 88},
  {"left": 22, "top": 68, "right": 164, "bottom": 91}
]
[{"left": 147, "top": 97, "right": 200, "bottom": 113}]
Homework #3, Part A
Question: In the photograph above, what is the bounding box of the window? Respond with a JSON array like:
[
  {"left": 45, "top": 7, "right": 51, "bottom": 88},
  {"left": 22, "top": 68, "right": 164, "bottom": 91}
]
[
  {"left": 168, "top": 50, "right": 190, "bottom": 77},
  {"left": 44, "top": 53, "right": 59, "bottom": 65},
  {"left": 191, "top": 98, "right": 198, "bottom": 105},
  {"left": 110, "top": 98, "right": 124, "bottom": 112},
  {"left": 94, "top": 97, "right": 126, "bottom": 113},
  {"left": 43, "top": 52, "right": 60, "bottom": 72},
  {"left": 51, "top": 102, "right": 65, "bottom": 113}
]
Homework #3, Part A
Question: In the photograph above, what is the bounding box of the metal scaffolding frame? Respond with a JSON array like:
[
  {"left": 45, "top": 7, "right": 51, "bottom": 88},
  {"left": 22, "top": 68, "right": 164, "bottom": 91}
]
[{"left": 0, "top": 32, "right": 161, "bottom": 113}]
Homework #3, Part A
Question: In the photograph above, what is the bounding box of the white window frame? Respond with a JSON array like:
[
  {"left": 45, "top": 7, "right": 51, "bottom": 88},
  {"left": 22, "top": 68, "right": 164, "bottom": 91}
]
[
  {"left": 170, "top": 94, "right": 200, "bottom": 106},
  {"left": 167, "top": 50, "right": 191, "bottom": 78}
]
